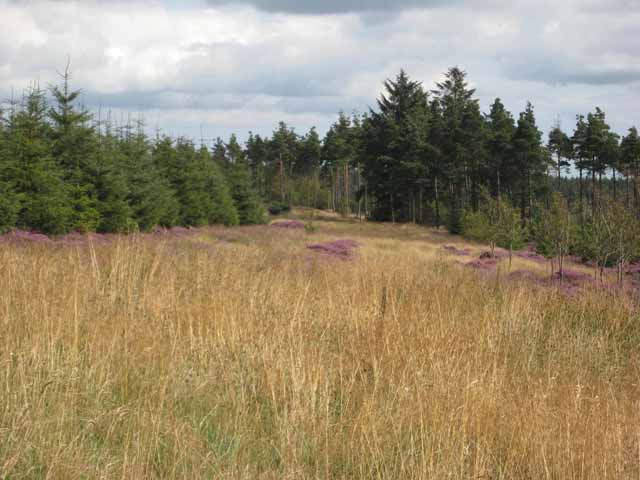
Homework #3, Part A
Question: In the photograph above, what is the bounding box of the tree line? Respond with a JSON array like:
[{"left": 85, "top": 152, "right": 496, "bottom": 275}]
[
  {"left": 0, "top": 72, "right": 264, "bottom": 234},
  {"left": 1, "top": 67, "right": 639, "bottom": 249}
]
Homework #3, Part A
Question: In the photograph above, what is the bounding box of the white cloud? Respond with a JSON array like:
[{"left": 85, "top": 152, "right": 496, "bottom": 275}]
[{"left": 0, "top": 0, "right": 638, "bottom": 141}]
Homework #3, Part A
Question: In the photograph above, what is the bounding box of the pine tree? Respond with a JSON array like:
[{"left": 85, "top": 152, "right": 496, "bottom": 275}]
[
  {"left": 621, "top": 127, "right": 640, "bottom": 210},
  {"left": 323, "top": 113, "right": 360, "bottom": 215},
  {"left": 547, "top": 123, "right": 572, "bottom": 180},
  {"left": 225, "top": 139, "right": 264, "bottom": 225},
  {"left": 362, "top": 70, "right": 430, "bottom": 222},
  {"left": 584, "top": 108, "right": 614, "bottom": 205},
  {"left": 269, "top": 122, "right": 299, "bottom": 203},
  {"left": 571, "top": 115, "right": 589, "bottom": 212},
  {"left": 49, "top": 68, "right": 100, "bottom": 232},
  {"left": 512, "top": 102, "right": 545, "bottom": 221},
  {"left": 485, "top": 98, "right": 515, "bottom": 198},
  {"left": 0, "top": 107, "right": 21, "bottom": 232},
  {"left": 432, "top": 67, "right": 479, "bottom": 232},
  {"left": 198, "top": 145, "right": 238, "bottom": 226},
  {"left": 7, "top": 86, "right": 71, "bottom": 234},
  {"left": 245, "top": 132, "right": 269, "bottom": 198},
  {"left": 212, "top": 137, "right": 227, "bottom": 168},
  {"left": 93, "top": 121, "right": 134, "bottom": 232},
  {"left": 122, "top": 125, "right": 179, "bottom": 230}
]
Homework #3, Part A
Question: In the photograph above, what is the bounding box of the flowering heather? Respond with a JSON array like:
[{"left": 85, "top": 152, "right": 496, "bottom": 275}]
[
  {"left": 552, "top": 269, "right": 595, "bottom": 286},
  {"left": 514, "top": 250, "right": 547, "bottom": 263},
  {"left": 465, "top": 258, "right": 499, "bottom": 272},
  {"left": 306, "top": 239, "right": 360, "bottom": 260},
  {"left": 152, "top": 226, "right": 197, "bottom": 237},
  {"left": 508, "top": 270, "right": 544, "bottom": 284},
  {"left": 479, "top": 249, "right": 508, "bottom": 260},
  {"left": 271, "top": 220, "right": 305, "bottom": 229},
  {"left": 0, "top": 230, "right": 52, "bottom": 244},
  {"left": 56, "top": 232, "right": 113, "bottom": 247},
  {"left": 442, "top": 245, "right": 471, "bottom": 256}
]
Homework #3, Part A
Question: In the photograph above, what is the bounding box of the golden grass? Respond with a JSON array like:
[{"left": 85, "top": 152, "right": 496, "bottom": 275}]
[{"left": 2, "top": 217, "right": 640, "bottom": 479}]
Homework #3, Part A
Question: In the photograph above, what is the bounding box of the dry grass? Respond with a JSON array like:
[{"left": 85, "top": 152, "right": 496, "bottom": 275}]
[{"left": 2, "top": 214, "right": 640, "bottom": 479}]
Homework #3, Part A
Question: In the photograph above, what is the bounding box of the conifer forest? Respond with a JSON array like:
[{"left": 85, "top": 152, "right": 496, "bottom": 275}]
[{"left": 2, "top": 67, "right": 639, "bottom": 269}]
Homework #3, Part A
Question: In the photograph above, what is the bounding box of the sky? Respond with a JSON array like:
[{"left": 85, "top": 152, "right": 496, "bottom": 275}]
[{"left": 1, "top": 0, "right": 639, "bottom": 144}]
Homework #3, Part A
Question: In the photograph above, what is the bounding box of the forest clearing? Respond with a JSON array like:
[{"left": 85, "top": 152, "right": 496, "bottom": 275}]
[{"left": 2, "top": 209, "right": 639, "bottom": 479}]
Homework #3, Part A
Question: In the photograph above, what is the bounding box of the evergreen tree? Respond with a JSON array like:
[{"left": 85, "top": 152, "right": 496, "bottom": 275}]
[
  {"left": 245, "top": 132, "right": 270, "bottom": 198},
  {"left": 621, "top": 127, "right": 640, "bottom": 210},
  {"left": 0, "top": 107, "right": 21, "bottom": 232},
  {"left": 512, "top": 102, "right": 545, "bottom": 221},
  {"left": 93, "top": 122, "right": 134, "bottom": 232},
  {"left": 297, "top": 127, "right": 322, "bottom": 177},
  {"left": 122, "top": 126, "right": 179, "bottom": 230},
  {"left": 485, "top": 98, "right": 515, "bottom": 198},
  {"left": 212, "top": 137, "right": 227, "bottom": 168},
  {"left": 584, "top": 108, "right": 614, "bottom": 203},
  {"left": 547, "top": 123, "right": 572, "bottom": 180},
  {"left": 362, "top": 70, "right": 430, "bottom": 222},
  {"left": 571, "top": 115, "right": 589, "bottom": 212},
  {"left": 225, "top": 139, "right": 264, "bottom": 225},
  {"left": 323, "top": 113, "right": 361, "bottom": 214},
  {"left": 268, "top": 122, "right": 299, "bottom": 203},
  {"left": 432, "top": 67, "right": 479, "bottom": 232},
  {"left": 7, "top": 86, "right": 71, "bottom": 234},
  {"left": 48, "top": 68, "right": 100, "bottom": 231}
]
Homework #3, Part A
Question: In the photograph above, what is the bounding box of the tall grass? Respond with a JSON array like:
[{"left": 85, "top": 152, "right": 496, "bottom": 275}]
[{"left": 1, "top": 223, "right": 639, "bottom": 479}]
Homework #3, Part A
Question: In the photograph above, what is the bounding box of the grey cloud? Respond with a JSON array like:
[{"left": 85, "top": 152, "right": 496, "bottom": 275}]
[
  {"left": 82, "top": 89, "right": 368, "bottom": 117},
  {"left": 2, "top": 0, "right": 639, "bottom": 142},
  {"left": 502, "top": 55, "right": 640, "bottom": 87},
  {"left": 204, "top": 0, "right": 457, "bottom": 14}
]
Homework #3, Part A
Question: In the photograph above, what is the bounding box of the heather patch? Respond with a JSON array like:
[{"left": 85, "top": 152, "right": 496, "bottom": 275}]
[
  {"left": 306, "top": 239, "right": 360, "bottom": 260},
  {"left": 514, "top": 250, "right": 547, "bottom": 263},
  {"left": 479, "top": 248, "right": 508, "bottom": 260},
  {"left": 57, "top": 232, "right": 113, "bottom": 246},
  {"left": 441, "top": 245, "right": 471, "bottom": 256},
  {"left": 0, "top": 230, "right": 52, "bottom": 244},
  {"left": 271, "top": 220, "right": 305, "bottom": 229},
  {"left": 508, "top": 270, "right": 543, "bottom": 283},
  {"left": 465, "top": 258, "right": 499, "bottom": 272}
]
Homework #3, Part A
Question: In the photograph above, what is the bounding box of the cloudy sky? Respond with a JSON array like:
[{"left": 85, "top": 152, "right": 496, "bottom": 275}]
[{"left": 1, "top": 0, "right": 639, "bottom": 143}]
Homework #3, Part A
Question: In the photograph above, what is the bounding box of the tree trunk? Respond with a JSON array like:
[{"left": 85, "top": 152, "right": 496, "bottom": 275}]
[
  {"left": 579, "top": 167, "right": 584, "bottom": 220},
  {"left": 434, "top": 176, "right": 440, "bottom": 228},
  {"left": 626, "top": 175, "right": 630, "bottom": 208},
  {"left": 279, "top": 153, "right": 285, "bottom": 202},
  {"left": 390, "top": 194, "right": 395, "bottom": 224},
  {"left": 591, "top": 164, "right": 596, "bottom": 212},
  {"left": 344, "top": 162, "right": 350, "bottom": 215}
]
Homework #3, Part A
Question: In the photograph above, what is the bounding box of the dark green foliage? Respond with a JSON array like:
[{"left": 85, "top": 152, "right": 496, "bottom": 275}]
[
  {"left": 512, "top": 102, "right": 547, "bottom": 220},
  {"left": 49, "top": 69, "right": 100, "bottom": 232},
  {"left": 119, "top": 129, "right": 180, "bottom": 231},
  {"left": 361, "top": 70, "right": 430, "bottom": 222},
  {"left": 198, "top": 145, "right": 239, "bottom": 226},
  {"left": 0, "top": 111, "right": 21, "bottom": 232},
  {"left": 226, "top": 149, "right": 264, "bottom": 225},
  {"left": 268, "top": 201, "right": 291, "bottom": 215},
  {"left": 485, "top": 98, "right": 515, "bottom": 197},
  {"left": 0, "top": 65, "right": 636, "bottom": 248},
  {"left": 7, "top": 86, "right": 72, "bottom": 234},
  {"left": 548, "top": 124, "right": 572, "bottom": 180},
  {"left": 323, "top": 113, "right": 363, "bottom": 215}
]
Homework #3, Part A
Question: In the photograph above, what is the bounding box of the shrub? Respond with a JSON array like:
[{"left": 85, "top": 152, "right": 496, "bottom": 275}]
[{"left": 268, "top": 201, "right": 291, "bottom": 216}]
